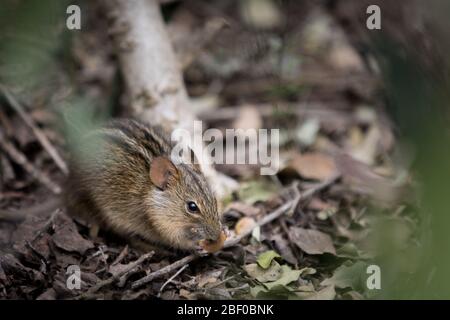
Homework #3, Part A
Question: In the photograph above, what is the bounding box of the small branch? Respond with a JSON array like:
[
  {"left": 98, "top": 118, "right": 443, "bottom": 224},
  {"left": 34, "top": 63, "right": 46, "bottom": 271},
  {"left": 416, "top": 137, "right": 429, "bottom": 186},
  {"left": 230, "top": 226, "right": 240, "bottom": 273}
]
[
  {"left": 31, "top": 209, "right": 60, "bottom": 242},
  {"left": 0, "top": 127, "right": 61, "bottom": 194},
  {"left": 0, "top": 209, "right": 27, "bottom": 223},
  {"left": 157, "top": 264, "right": 189, "bottom": 297},
  {"left": 111, "top": 245, "right": 129, "bottom": 266},
  {"left": 222, "top": 201, "right": 294, "bottom": 248},
  {"left": 132, "top": 254, "right": 196, "bottom": 289},
  {"left": 131, "top": 175, "right": 339, "bottom": 289},
  {"left": 0, "top": 197, "right": 61, "bottom": 223},
  {"left": 0, "top": 85, "right": 69, "bottom": 175},
  {"left": 77, "top": 251, "right": 154, "bottom": 299}
]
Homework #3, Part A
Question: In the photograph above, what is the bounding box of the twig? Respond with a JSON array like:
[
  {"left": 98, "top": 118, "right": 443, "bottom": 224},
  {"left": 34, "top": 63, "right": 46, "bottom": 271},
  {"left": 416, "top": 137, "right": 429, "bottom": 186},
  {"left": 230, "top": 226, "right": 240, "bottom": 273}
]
[
  {"left": 157, "top": 264, "right": 189, "bottom": 297},
  {"left": 0, "top": 209, "right": 27, "bottom": 223},
  {"left": 228, "top": 283, "right": 249, "bottom": 294},
  {"left": 0, "top": 197, "right": 61, "bottom": 223},
  {"left": 132, "top": 254, "right": 196, "bottom": 289},
  {"left": 31, "top": 209, "right": 60, "bottom": 242},
  {"left": 222, "top": 201, "right": 294, "bottom": 248},
  {"left": 0, "top": 127, "right": 61, "bottom": 194},
  {"left": 111, "top": 245, "right": 129, "bottom": 266},
  {"left": 0, "top": 85, "right": 69, "bottom": 175},
  {"left": 77, "top": 251, "right": 154, "bottom": 299},
  {"left": 208, "top": 274, "right": 239, "bottom": 290},
  {"left": 131, "top": 175, "right": 340, "bottom": 289}
]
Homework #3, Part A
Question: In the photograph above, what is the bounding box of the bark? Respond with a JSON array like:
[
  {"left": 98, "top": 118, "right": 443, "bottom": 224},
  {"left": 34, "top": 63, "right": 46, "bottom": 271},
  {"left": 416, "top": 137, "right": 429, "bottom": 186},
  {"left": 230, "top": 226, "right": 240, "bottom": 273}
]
[{"left": 103, "top": 0, "right": 192, "bottom": 129}]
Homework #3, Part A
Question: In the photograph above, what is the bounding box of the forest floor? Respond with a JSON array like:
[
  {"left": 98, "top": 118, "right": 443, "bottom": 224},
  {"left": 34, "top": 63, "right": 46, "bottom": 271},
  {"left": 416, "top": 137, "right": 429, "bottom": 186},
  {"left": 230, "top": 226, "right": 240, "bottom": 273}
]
[{"left": 0, "top": 1, "right": 414, "bottom": 299}]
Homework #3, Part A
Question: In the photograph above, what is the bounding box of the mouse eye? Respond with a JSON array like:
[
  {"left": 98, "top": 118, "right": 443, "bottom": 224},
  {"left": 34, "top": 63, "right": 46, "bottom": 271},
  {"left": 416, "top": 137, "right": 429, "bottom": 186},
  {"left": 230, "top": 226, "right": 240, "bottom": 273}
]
[{"left": 186, "top": 201, "right": 200, "bottom": 214}]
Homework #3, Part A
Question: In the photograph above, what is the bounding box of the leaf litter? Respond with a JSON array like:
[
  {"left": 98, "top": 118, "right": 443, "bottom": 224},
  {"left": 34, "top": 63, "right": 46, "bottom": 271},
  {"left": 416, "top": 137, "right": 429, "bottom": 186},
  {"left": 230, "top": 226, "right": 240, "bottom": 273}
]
[{"left": 0, "top": 0, "right": 417, "bottom": 300}]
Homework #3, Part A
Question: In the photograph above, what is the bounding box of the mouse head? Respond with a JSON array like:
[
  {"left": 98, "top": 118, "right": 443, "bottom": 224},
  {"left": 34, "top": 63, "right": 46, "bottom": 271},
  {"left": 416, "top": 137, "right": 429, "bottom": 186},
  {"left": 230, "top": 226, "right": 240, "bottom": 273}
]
[{"left": 146, "top": 156, "right": 223, "bottom": 250}]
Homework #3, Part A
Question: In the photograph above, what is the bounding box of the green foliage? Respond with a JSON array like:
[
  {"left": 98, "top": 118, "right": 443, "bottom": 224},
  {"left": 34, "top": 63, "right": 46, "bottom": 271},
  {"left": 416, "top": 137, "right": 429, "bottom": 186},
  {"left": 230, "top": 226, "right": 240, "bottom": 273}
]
[
  {"left": 257, "top": 250, "right": 281, "bottom": 269},
  {"left": 0, "top": 0, "right": 70, "bottom": 89}
]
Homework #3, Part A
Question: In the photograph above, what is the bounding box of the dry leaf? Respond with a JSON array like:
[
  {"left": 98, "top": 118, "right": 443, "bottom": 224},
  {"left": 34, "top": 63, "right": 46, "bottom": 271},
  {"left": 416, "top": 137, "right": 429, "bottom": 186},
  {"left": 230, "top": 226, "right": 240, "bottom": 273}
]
[
  {"left": 235, "top": 217, "right": 257, "bottom": 235},
  {"left": 289, "top": 227, "right": 336, "bottom": 255},
  {"left": 232, "top": 105, "right": 262, "bottom": 131},
  {"left": 240, "top": 0, "right": 283, "bottom": 30},
  {"left": 52, "top": 214, "right": 94, "bottom": 255},
  {"left": 289, "top": 153, "right": 338, "bottom": 180},
  {"left": 333, "top": 152, "right": 404, "bottom": 204},
  {"left": 328, "top": 43, "right": 364, "bottom": 72}
]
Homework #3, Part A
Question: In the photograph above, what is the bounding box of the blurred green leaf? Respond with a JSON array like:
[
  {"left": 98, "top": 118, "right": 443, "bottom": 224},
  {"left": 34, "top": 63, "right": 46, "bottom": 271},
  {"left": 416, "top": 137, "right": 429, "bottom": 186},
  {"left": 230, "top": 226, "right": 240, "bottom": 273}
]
[
  {"left": 257, "top": 250, "right": 281, "bottom": 269},
  {"left": 321, "top": 261, "right": 368, "bottom": 291}
]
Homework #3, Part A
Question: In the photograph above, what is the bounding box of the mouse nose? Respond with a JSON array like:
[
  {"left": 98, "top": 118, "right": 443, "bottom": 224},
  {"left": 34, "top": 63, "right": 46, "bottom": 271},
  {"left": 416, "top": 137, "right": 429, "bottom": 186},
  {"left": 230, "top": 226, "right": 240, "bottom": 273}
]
[{"left": 205, "top": 223, "right": 223, "bottom": 242}]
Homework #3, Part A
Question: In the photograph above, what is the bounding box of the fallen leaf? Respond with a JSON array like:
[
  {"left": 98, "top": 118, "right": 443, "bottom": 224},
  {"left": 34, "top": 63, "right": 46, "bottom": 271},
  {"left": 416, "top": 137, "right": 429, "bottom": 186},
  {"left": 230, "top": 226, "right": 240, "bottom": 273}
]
[
  {"left": 240, "top": 0, "right": 283, "bottom": 30},
  {"left": 244, "top": 261, "right": 282, "bottom": 282},
  {"left": 197, "top": 269, "right": 223, "bottom": 288},
  {"left": 0, "top": 254, "right": 44, "bottom": 285},
  {"left": 52, "top": 214, "right": 94, "bottom": 255},
  {"left": 251, "top": 284, "right": 295, "bottom": 299},
  {"left": 232, "top": 105, "right": 263, "bottom": 131},
  {"left": 333, "top": 152, "right": 404, "bottom": 204},
  {"left": 349, "top": 125, "right": 382, "bottom": 165},
  {"left": 298, "top": 267, "right": 317, "bottom": 277},
  {"left": 342, "top": 290, "right": 365, "bottom": 300},
  {"left": 249, "top": 264, "right": 303, "bottom": 299},
  {"left": 289, "top": 227, "right": 336, "bottom": 255},
  {"left": 11, "top": 215, "right": 50, "bottom": 259},
  {"left": 264, "top": 265, "right": 301, "bottom": 290},
  {"left": 36, "top": 288, "right": 57, "bottom": 300},
  {"left": 238, "top": 180, "right": 278, "bottom": 204},
  {"left": 336, "top": 243, "right": 372, "bottom": 260},
  {"left": 179, "top": 288, "right": 195, "bottom": 300},
  {"left": 320, "top": 261, "right": 367, "bottom": 291},
  {"left": 289, "top": 153, "right": 338, "bottom": 180},
  {"left": 235, "top": 217, "right": 256, "bottom": 235},
  {"left": 252, "top": 226, "right": 261, "bottom": 242},
  {"left": 295, "top": 118, "right": 320, "bottom": 146},
  {"left": 297, "top": 285, "right": 336, "bottom": 300},
  {"left": 257, "top": 250, "right": 281, "bottom": 269},
  {"left": 328, "top": 42, "right": 364, "bottom": 72},
  {"left": 268, "top": 234, "right": 297, "bottom": 265},
  {"left": 317, "top": 207, "right": 337, "bottom": 220}
]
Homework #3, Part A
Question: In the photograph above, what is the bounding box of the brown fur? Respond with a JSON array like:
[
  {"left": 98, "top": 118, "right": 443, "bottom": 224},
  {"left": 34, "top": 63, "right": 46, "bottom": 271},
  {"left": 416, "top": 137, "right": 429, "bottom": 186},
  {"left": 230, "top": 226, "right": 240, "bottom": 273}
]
[{"left": 65, "top": 119, "right": 221, "bottom": 251}]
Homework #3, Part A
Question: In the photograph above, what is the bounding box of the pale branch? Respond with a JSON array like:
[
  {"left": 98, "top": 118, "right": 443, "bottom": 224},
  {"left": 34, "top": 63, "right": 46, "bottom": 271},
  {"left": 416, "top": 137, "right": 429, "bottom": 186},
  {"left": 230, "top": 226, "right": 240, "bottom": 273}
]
[
  {"left": 102, "top": 0, "right": 191, "bottom": 129},
  {"left": 102, "top": 0, "right": 237, "bottom": 198},
  {"left": 131, "top": 175, "right": 340, "bottom": 289}
]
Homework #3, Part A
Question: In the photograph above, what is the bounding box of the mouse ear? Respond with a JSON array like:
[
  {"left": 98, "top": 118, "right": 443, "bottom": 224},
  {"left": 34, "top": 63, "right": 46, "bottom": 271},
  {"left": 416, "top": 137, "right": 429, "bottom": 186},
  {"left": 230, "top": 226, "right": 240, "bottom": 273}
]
[{"left": 149, "top": 156, "right": 179, "bottom": 190}]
